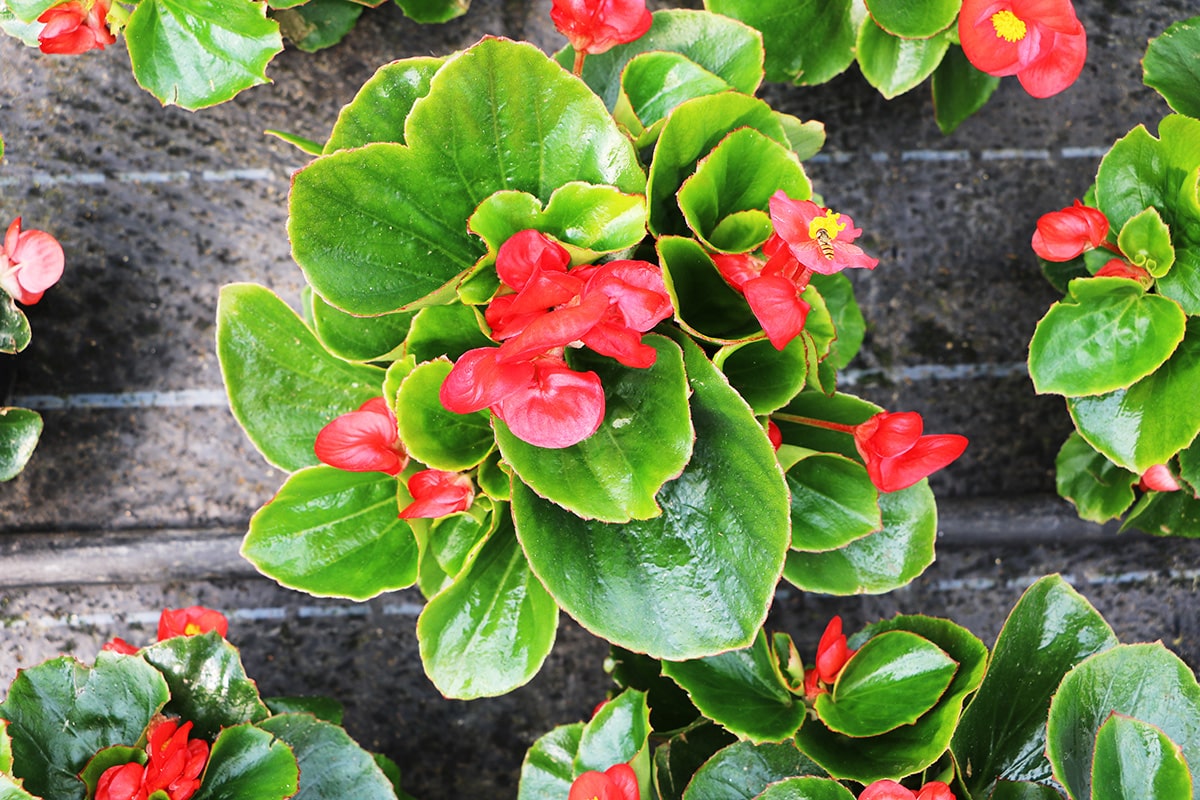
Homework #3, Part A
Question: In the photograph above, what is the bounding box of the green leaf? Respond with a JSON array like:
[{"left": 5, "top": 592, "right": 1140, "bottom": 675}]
[
  {"left": 1046, "top": 643, "right": 1200, "bottom": 800},
  {"left": 141, "top": 632, "right": 270, "bottom": 741},
  {"left": 1067, "top": 319, "right": 1200, "bottom": 473},
  {"left": 428, "top": 507, "right": 492, "bottom": 577},
  {"left": 1118, "top": 206, "right": 1176, "bottom": 277},
  {"left": 678, "top": 127, "right": 811, "bottom": 253},
  {"left": 1092, "top": 713, "right": 1194, "bottom": 800},
  {"left": 308, "top": 289, "right": 415, "bottom": 363},
  {"left": 404, "top": 303, "right": 494, "bottom": 364},
  {"left": 292, "top": 39, "right": 644, "bottom": 316},
  {"left": 663, "top": 631, "right": 805, "bottom": 744},
  {"left": 191, "top": 723, "right": 299, "bottom": 800},
  {"left": 519, "top": 723, "right": 583, "bottom": 800},
  {"left": 264, "top": 696, "right": 344, "bottom": 724},
  {"left": 0, "top": 408, "right": 42, "bottom": 482},
  {"left": 0, "top": 294, "right": 31, "bottom": 354},
  {"left": 776, "top": 390, "right": 880, "bottom": 460},
  {"left": 754, "top": 777, "right": 857, "bottom": 800},
  {"left": 865, "top": 0, "right": 957, "bottom": 38},
  {"left": 704, "top": 0, "right": 855, "bottom": 85},
  {"left": 1143, "top": 17, "right": 1200, "bottom": 119},
  {"left": 857, "top": 20, "right": 951, "bottom": 99},
  {"left": 775, "top": 114, "right": 826, "bottom": 162},
  {"left": 512, "top": 333, "right": 789, "bottom": 660},
  {"left": 264, "top": 129, "right": 325, "bottom": 156},
  {"left": 682, "top": 741, "right": 825, "bottom": 800},
  {"left": 808, "top": 273, "right": 864, "bottom": 370},
  {"left": 987, "top": 782, "right": 1066, "bottom": 800},
  {"left": 720, "top": 337, "right": 809, "bottom": 415},
  {"left": 815, "top": 631, "right": 957, "bottom": 738},
  {"left": 1028, "top": 277, "right": 1186, "bottom": 397},
  {"left": 576, "top": 689, "right": 651, "bottom": 774},
  {"left": 932, "top": 45, "right": 1002, "bottom": 135},
  {"left": 243, "top": 466, "right": 419, "bottom": 600},
  {"left": 657, "top": 236, "right": 758, "bottom": 342},
  {"left": 0, "top": 653, "right": 169, "bottom": 800},
  {"left": 258, "top": 713, "right": 397, "bottom": 800},
  {"left": 217, "top": 284, "right": 386, "bottom": 472},
  {"left": 1180, "top": 437, "right": 1200, "bottom": 492},
  {"left": 0, "top": 719, "right": 11, "bottom": 772},
  {"left": 4, "top": 0, "right": 58, "bottom": 23},
  {"left": 417, "top": 518, "right": 558, "bottom": 698},
  {"left": 274, "top": 0, "right": 362, "bottom": 53},
  {"left": 1157, "top": 245, "right": 1200, "bottom": 314},
  {"left": 654, "top": 722, "right": 738, "bottom": 800},
  {"left": 396, "top": 360, "right": 493, "bottom": 471},
  {"left": 619, "top": 52, "right": 733, "bottom": 139},
  {"left": 0, "top": 774, "right": 38, "bottom": 800},
  {"left": 1054, "top": 432, "right": 1138, "bottom": 523},
  {"left": 325, "top": 57, "right": 443, "bottom": 153},
  {"left": 395, "top": 0, "right": 468, "bottom": 24},
  {"left": 1095, "top": 116, "right": 1200, "bottom": 234},
  {"left": 783, "top": 480, "right": 936, "bottom": 595},
  {"left": 80, "top": 746, "right": 145, "bottom": 799},
  {"left": 1121, "top": 489, "right": 1200, "bottom": 537},
  {"left": 608, "top": 649, "right": 701, "bottom": 734},
  {"left": 125, "top": 0, "right": 282, "bottom": 110},
  {"left": 496, "top": 335, "right": 693, "bottom": 523},
  {"left": 787, "top": 452, "right": 881, "bottom": 552}
]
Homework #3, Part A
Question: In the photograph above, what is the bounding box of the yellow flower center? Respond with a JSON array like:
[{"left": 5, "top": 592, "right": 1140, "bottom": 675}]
[
  {"left": 991, "top": 10, "right": 1027, "bottom": 42},
  {"left": 807, "top": 210, "right": 845, "bottom": 242},
  {"left": 184, "top": 622, "right": 203, "bottom": 635}
]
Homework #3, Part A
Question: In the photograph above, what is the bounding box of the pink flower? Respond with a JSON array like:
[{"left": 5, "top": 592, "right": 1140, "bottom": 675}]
[
  {"left": 768, "top": 192, "right": 878, "bottom": 277},
  {"left": 853, "top": 412, "right": 968, "bottom": 493},
  {"left": 568, "top": 763, "right": 640, "bottom": 800},
  {"left": 1031, "top": 200, "right": 1109, "bottom": 261},
  {"left": 860, "top": 780, "right": 956, "bottom": 800},
  {"left": 157, "top": 606, "right": 228, "bottom": 640},
  {"left": 959, "top": 0, "right": 1086, "bottom": 98},
  {"left": 713, "top": 250, "right": 812, "bottom": 351},
  {"left": 0, "top": 218, "right": 65, "bottom": 305},
  {"left": 805, "top": 616, "right": 856, "bottom": 698},
  {"left": 96, "top": 718, "right": 208, "bottom": 800},
  {"left": 551, "top": 0, "right": 652, "bottom": 56},
  {"left": 37, "top": 0, "right": 116, "bottom": 55},
  {"left": 314, "top": 397, "right": 408, "bottom": 476},
  {"left": 1139, "top": 464, "right": 1181, "bottom": 493},
  {"left": 399, "top": 469, "right": 474, "bottom": 519}
]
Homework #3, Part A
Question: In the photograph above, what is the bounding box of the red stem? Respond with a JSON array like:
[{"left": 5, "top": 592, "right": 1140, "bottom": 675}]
[
  {"left": 572, "top": 51, "right": 586, "bottom": 77},
  {"left": 771, "top": 413, "right": 857, "bottom": 435}
]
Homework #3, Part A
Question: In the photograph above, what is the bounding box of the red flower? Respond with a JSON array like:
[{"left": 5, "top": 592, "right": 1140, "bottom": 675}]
[
  {"left": 1139, "top": 464, "right": 1181, "bottom": 493},
  {"left": 1094, "top": 259, "right": 1151, "bottom": 285},
  {"left": 805, "top": 616, "right": 856, "bottom": 698},
  {"left": 37, "top": 0, "right": 116, "bottom": 55},
  {"left": 551, "top": 0, "right": 652, "bottom": 56},
  {"left": 767, "top": 421, "right": 783, "bottom": 452},
  {"left": 398, "top": 469, "right": 475, "bottom": 519},
  {"left": 314, "top": 397, "right": 408, "bottom": 476},
  {"left": 101, "top": 637, "right": 139, "bottom": 655},
  {"left": 96, "top": 718, "right": 208, "bottom": 800},
  {"left": 157, "top": 606, "right": 228, "bottom": 640},
  {"left": 768, "top": 192, "right": 878, "bottom": 277},
  {"left": 713, "top": 250, "right": 812, "bottom": 351},
  {"left": 860, "top": 780, "right": 956, "bottom": 800},
  {"left": 568, "top": 763, "right": 640, "bottom": 800},
  {"left": 0, "top": 218, "right": 65, "bottom": 305},
  {"left": 853, "top": 411, "right": 968, "bottom": 493},
  {"left": 958, "top": 0, "right": 1086, "bottom": 98},
  {"left": 1031, "top": 200, "right": 1109, "bottom": 261}
]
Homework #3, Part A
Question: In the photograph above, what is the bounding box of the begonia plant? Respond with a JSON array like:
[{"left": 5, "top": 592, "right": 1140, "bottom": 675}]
[
  {"left": 521, "top": 575, "right": 1200, "bottom": 800},
  {"left": 0, "top": 606, "right": 413, "bottom": 800},
  {"left": 1029, "top": 14, "right": 1200, "bottom": 536},
  {"left": 218, "top": 3, "right": 969, "bottom": 701}
]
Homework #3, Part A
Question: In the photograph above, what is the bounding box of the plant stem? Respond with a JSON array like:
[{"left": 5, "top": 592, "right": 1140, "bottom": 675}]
[
  {"left": 771, "top": 412, "right": 856, "bottom": 435},
  {"left": 573, "top": 51, "right": 586, "bottom": 77}
]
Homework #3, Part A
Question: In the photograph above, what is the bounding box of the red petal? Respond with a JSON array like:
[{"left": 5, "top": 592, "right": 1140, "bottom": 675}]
[
  {"left": 399, "top": 470, "right": 474, "bottom": 519},
  {"left": 743, "top": 275, "right": 809, "bottom": 350},
  {"left": 958, "top": 0, "right": 1025, "bottom": 76},
  {"left": 1139, "top": 464, "right": 1182, "bottom": 493},
  {"left": 712, "top": 252, "right": 762, "bottom": 291},
  {"left": 440, "top": 348, "right": 535, "bottom": 414},
  {"left": 604, "top": 763, "right": 640, "bottom": 800},
  {"left": 855, "top": 411, "right": 924, "bottom": 459},
  {"left": 494, "top": 360, "right": 604, "bottom": 448},
  {"left": 569, "top": 771, "right": 614, "bottom": 800},
  {"left": 496, "top": 291, "right": 609, "bottom": 363},
  {"left": 313, "top": 404, "right": 406, "bottom": 475},
  {"left": 581, "top": 318, "right": 658, "bottom": 368},
  {"left": 860, "top": 780, "right": 918, "bottom": 800},
  {"left": 583, "top": 260, "right": 672, "bottom": 332},
  {"left": 102, "top": 637, "right": 139, "bottom": 655},
  {"left": 96, "top": 762, "right": 147, "bottom": 800},
  {"left": 1017, "top": 24, "right": 1086, "bottom": 98},
  {"left": 495, "top": 230, "right": 570, "bottom": 291},
  {"left": 873, "top": 434, "right": 969, "bottom": 493},
  {"left": 157, "top": 606, "right": 228, "bottom": 640},
  {"left": 916, "top": 781, "right": 957, "bottom": 800}
]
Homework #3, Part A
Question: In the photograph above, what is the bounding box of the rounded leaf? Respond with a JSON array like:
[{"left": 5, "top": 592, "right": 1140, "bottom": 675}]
[
  {"left": 519, "top": 723, "right": 584, "bottom": 800},
  {"left": 396, "top": 360, "right": 493, "bottom": 471},
  {"left": 1054, "top": 432, "right": 1137, "bottom": 524},
  {"left": 0, "top": 407, "right": 41, "bottom": 482},
  {"left": 682, "top": 741, "right": 825, "bottom": 800},
  {"left": 857, "top": 21, "right": 951, "bottom": 99},
  {"left": 325, "top": 56, "right": 443, "bottom": 152},
  {"left": 865, "top": 0, "right": 956, "bottom": 39},
  {"left": 1092, "top": 713, "right": 1194, "bottom": 800},
  {"left": 257, "top": 713, "right": 397, "bottom": 800},
  {"left": 705, "top": 0, "right": 856, "bottom": 85},
  {"left": 754, "top": 777, "right": 857, "bottom": 800},
  {"left": 787, "top": 453, "right": 882, "bottom": 553},
  {"left": 190, "top": 724, "right": 298, "bottom": 800},
  {"left": 1144, "top": 19, "right": 1200, "bottom": 124}
]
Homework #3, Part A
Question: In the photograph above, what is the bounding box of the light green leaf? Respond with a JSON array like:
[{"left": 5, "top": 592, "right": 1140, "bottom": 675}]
[
  {"left": 190, "top": 724, "right": 298, "bottom": 800},
  {"left": 396, "top": 360, "right": 493, "bottom": 471},
  {"left": 704, "top": 0, "right": 855, "bottom": 85},
  {"left": 857, "top": 20, "right": 951, "bottom": 99},
  {"left": 1143, "top": 17, "right": 1200, "bottom": 118},
  {"left": 1118, "top": 206, "right": 1175, "bottom": 277},
  {"left": 325, "top": 57, "right": 443, "bottom": 153}
]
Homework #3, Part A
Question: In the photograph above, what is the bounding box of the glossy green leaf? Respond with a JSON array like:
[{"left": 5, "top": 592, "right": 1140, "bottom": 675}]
[
  {"left": 619, "top": 52, "right": 733, "bottom": 139},
  {"left": 796, "top": 616, "right": 986, "bottom": 784},
  {"left": 258, "top": 713, "right": 397, "bottom": 800},
  {"left": 217, "top": 284, "right": 386, "bottom": 472},
  {"left": 1092, "top": 713, "right": 1194, "bottom": 800},
  {"left": 1118, "top": 207, "right": 1176, "bottom": 277},
  {"left": 776, "top": 391, "right": 880, "bottom": 461},
  {"left": 396, "top": 360, "right": 493, "bottom": 471},
  {"left": 513, "top": 333, "right": 789, "bottom": 660},
  {"left": 429, "top": 507, "right": 492, "bottom": 577},
  {"left": 1157, "top": 246, "right": 1200, "bottom": 314},
  {"left": 243, "top": 466, "right": 419, "bottom": 600},
  {"left": 682, "top": 741, "right": 825, "bottom": 800},
  {"left": 395, "top": 0, "right": 468, "bottom": 23},
  {"left": 1028, "top": 277, "right": 1186, "bottom": 397},
  {"left": 1180, "top": 437, "right": 1200, "bottom": 492},
  {"left": 654, "top": 722, "right": 738, "bottom": 800},
  {"left": 1067, "top": 319, "right": 1200, "bottom": 473},
  {"left": 0, "top": 408, "right": 41, "bottom": 482},
  {"left": 519, "top": 723, "right": 583, "bottom": 800},
  {"left": 987, "top": 782, "right": 1066, "bottom": 800},
  {"left": 325, "top": 57, "right": 443, "bottom": 153},
  {"left": 307, "top": 290, "right": 414, "bottom": 363},
  {"left": 125, "top": 0, "right": 282, "bottom": 110},
  {"left": 787, "top": 453, "right": 881, "bottom": 552},
  {"left": 264, "top": 696, "right": 344, "bottom": 724},
  {"left": 720, "top": 336, "right": 809, "bottom": 415},
  {"left": 0, "top": 653, "right": 169, "bottom": 800},
  {"left": 775, "top": 114, "right": 826, "bottom": 162},
  {"left": 1095, "top": 116, "right": 1200, "bottom": 234},
  {"left": 476, "top": 451, "right": 511, "bottom": 502},
  {"left": 265, "top": 129, "right": 324, "bottom": 156},
  {"left": 808, "top": 273, "right": 864, "bottom": 370},
  {"left": 754, "top": 777, "right": 857, "bottom": 800},
  {"left": 816, "top": 631, "right": 956, "bottom": 738},
  {"left": 857, "top": 20, "right": 951, "bottom": 99},
  {"left": 1054, "top": 432, "right": 1138, "bottom": 524},
  {"left": 190, "top": 723, "right": 298, "bottom": 800},
  {"left": 663, "top": 631, "right": 805, "bottom": 744},
  {"left": 0, "top": 774, "right": 37, "bottom": 800},
  {"left": 608, "top": 649, "right": 701, "bottom": 733},
  {"left": 496, "top": 336, "right": 692, "bottom": 523},
  {"left": 1120, "top": 489, "right": 1200, "bottom": 537},
  {"left": 0, "top": 295, "right": 30, "bottom": 354},
  {"left": 658, "top": 236, "right": 758, "bottom": 342},
  {"left": 1143, "top": 17, "right": 1200, "bottom": 119},
  {"left": 274, "top": 0, "right": 362, "bottom": 53},
  {"left": 933, "top": 46, "right": 1002, "bottom": 135},
  {"left": 417, "top": 519, "right": 558, "bottom": 698},
  {"left": 783, "top": 480, "right": 936, "bottom": 595},
  {"left": 704, "top": 0, "right": 856, "bottom": 85},
  {"left": 1046, "top": 643, "right": 1200, "bottom": 800},
  {"left": 80, "top": 745, "right": 145, "bottom": 798},
  {"left": 576, "top": 689, "right": 651, "bottom": 774},
  {"left": 292, "top": 39, "right": 644, "bottom": 316},
  {"left": 403, "top": 304, "right": 493, "bottom": 364},
  {"left": 951, "top": 575, "right": 1118, "bottom": 798},
  {"left": 865, "top": 0, "right": 957, "bottom": 38},
  {"left": 468, "top": 183, "right": 648, "bottom": 263},
  {"left": 648, "top": 93, "right": 787, "bottom": 238},
  {"left": 679, "top": 127, "right": 811, "bottom": 253},
  {"left": 564, "top": 9, "right": 765, "bottom": 110}
]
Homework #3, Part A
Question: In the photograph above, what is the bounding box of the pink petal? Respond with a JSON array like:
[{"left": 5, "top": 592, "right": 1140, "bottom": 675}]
[
  {"left": 495, "top": 230, "right": 570, "bottom": 291},
  {"left": 583, "top": 260, "right": 672, "bottom": 332},
  {"left": 494, "top": 360, "right": 605, "bottom": 448},
  {"left": 313, "top": 403, "right": 407, "bottom": 475},
  {"left": 860, "top": 780, "right": 918, "bottom": 800},
  {"left": 496, "top": 290, "right": 609, "bottom": 364},
  {"left": 399, "top": 469, "right": 474, "bottom": 519},
  {"left": 1017, "top": 24, "right": 1086, "bottom": 98},
  {"left": 712, "top": 252, "right": 762, "bottom": 291},
  {"left": 440, "top": 348, "right": 535, "bottom": 414},
  {"left": 8, "top": 227, "right": 65, "bottom": 297},
  {"left": 581, "top": 317, "right": 658, "bottom": 368},
  {"left": 743, "top": 275, "right": 809, "bottom": 350}
]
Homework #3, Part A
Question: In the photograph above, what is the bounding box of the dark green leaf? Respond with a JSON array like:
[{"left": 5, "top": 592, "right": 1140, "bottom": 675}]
[
  {"left": 987, "top": 782, "right": 1066, "bottom": 800},
  {"left": 403, "top": 303, "right": 493, "bottom": 364},
  {"left": 653, "top": 722, "right": 738, "bottom": 800},
  {"left": 394, "top": 0, "right": 468, "bottom": 24},
  {"left": 932, "top": 46, "right": 1001, "bottom": 135},
  {"left": 704, "top": 0, "right": 855, "bottom": 85},
  {"left": 608, "top": 649, "right": 700, "bottom": 733},
  {"left": 1053, "top": 432, "right": 1138, "bottom": 524},
  {"left": 0, "top": 295, "right": 31, "bottom": 354},
  {"left": 1156, "top": 244, "right": 1200, "bottom": 315},
  {"left": 519, "top": 723, "right": 583, "bottom": 800},
  {"left": 1092, "top": 713, "right": 1194, "bottom": 800},
  {"left": 429, "top": 506, "right": 492, "bottom": 577},
  {"left": 1143, "top": 17, "right": 1200, "bottom": 118},
  {"left": 576, "top": 689, "right": 651, "bottom": 774},
  {"left": 190, "top": 723, "right": 298, "bottom": 800},
  {"left": 274, "top": 0, "right": 362, "bottom": 53},
  {"left": 264, "top": 696, "right": 344, "bottom": 725},
  {"left": 0, "top": 407, "right": 42, "bottom": 482},
  {"left": 682, "top": 741, "right": 825, "bottom": 800},
  {"left": 325, "top": 57, "right": 443, "bottom": 153},
  {"left": 857, "top": 20, "right": 951, "bottom": 99},
  {"left": 258, "top": 713, "right": 396, "bottom": 800},
  {"left": 1121, "top": 489, "right": 1200, "bottom": 537},
  {"left": 787, "top": 452, "right": 881, "bottom": 553},
  {"left": 808, "top": 273, "right": 864, "bottom": 370},
  {"left": 720, "top": 337, "right": 809, "bottom": 415},
  {"left": 754, "top": 777, "right": 857, "bottom": 800},
  {"left": 657, "top": 236, "right": 759, "bottom": 342}
]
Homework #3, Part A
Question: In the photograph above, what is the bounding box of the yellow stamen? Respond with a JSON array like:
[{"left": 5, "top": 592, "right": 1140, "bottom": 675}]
[
  {"left": 184, "top": 623, "right": 203, "bottom": 635},
  {"left": 808, "top": 210, "right": 846, "bottom": 242},
  {"left": 991, "top": 10, "right": 1027, "bottom": 42}
]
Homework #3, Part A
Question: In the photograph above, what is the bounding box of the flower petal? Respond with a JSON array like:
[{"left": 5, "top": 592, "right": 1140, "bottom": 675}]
[{"left": 494, "top": 359, "right": 605, "bottom": 448}]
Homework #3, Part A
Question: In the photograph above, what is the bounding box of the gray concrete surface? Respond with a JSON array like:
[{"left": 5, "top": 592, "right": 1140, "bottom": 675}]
[{"left": 1, "top": 0, "right": 1199, "bottom": 797}]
